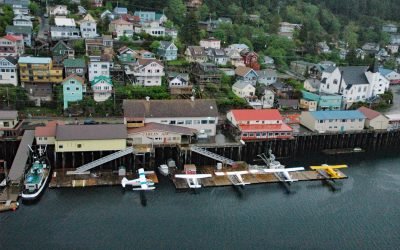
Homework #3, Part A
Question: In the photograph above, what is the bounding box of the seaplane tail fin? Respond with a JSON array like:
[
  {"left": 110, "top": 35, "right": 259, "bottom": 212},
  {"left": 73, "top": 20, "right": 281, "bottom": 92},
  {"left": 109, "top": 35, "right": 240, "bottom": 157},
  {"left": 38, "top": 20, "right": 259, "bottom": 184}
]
[
  {"left": 121, "top": 177, "right": 128, "bottom": 188},
  {"left": 310, "top": 165, "right": 347, "bottom": 170}
]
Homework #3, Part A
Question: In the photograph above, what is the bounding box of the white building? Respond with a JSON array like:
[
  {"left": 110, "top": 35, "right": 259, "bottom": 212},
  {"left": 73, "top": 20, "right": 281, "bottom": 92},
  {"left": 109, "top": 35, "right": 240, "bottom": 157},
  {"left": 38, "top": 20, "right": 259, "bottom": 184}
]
[
  {"left": 319, "top": 65, "right": 390, "bottom": 107},
  {"left": 256, "top": 69, "right": 277, "bottom": 85},
  {"left": 48, "top": 5, "right": 69, "bottom": 16},
  {"left": 79, "top": 14, "right": 97, "bottom": 38},
  {"left": 50, "top": 27, "right": 81, "bottom": 40},
  {"left": 123, "top": 98, "right": 219, "bottom": 137},
  {"left": 0, "top": 57, "right": 18, "bottom": 86},
  {"left": 91, "top": 76, "right": 113, "bottom": 102},
  {"left": 136, "top": 21, "right": 165, "bottom": 37},
  {"left": 13, "top": 15, "right": 33, "bottom": 28},
  {"left": 88, "top": 57, "right": 110, "bottom": 82},
  {"left": 125, "top": 59, "right": 164, "bottom": 86},
  {"left": 300, "top": 110, "right": 366, "bottom": 133},
  {"left": 232, "top": 80, "right": 255, "bottom": 98},
  {"left": 200, "top": 38, "right": 221, "bottom": 49},
  {"left": 358, "top": 106, "right": 389, "bottom": 130}
]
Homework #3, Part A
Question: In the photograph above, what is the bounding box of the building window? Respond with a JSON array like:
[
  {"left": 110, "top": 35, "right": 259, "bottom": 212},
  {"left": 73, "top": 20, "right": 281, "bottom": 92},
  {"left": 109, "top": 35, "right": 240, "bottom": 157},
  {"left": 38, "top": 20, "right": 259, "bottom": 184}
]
[
  {"left": 185, "top": 120, "right": 192, "bottom": 125},
  {"left": 169, "top": 120, "right": 176, "bottom": 124},
  {"left": 209, "top": 119, "right": 215, "bottom": 124},
  {"left": 77, "top": 144, "right": 82, "bottom": 148},
  {"left": 201, "top": 120, "right": 208, "bottom": 124},
  {"left": 59, "top": 145, "right": 63, "bottom": 149}
]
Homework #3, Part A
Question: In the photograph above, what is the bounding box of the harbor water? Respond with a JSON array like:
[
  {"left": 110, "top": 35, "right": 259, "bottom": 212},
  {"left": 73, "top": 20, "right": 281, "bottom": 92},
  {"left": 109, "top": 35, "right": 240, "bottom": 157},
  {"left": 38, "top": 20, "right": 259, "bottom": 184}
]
[{"left": 1, "top": 152, "right": 400, "bottom": 250}]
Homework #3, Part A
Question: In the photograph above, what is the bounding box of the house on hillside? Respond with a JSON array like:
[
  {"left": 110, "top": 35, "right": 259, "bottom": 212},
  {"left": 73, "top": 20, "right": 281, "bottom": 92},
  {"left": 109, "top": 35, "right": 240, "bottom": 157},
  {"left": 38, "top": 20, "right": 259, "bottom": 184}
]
[
  {"left": 50, "top": 26, "right": 81, "bottom": 41},
  {"left": 300, "top": 90, "right": 342, "bottom": 111},
  {"left": 256, "top": 69, "right": 277, "bottom": 85},
  {"left": 168, "top": 73, "right": 192, "bottom": 95},
  {"left": 62, "top": 74, "right": 85, "bottom": 109},
  {"left": 79, "top": 14, "right": 98, "bottom": 38},
  {"left": 51, "top": 40, "right": 75, "bottom": 66},
  {"left": 0, "top": 34, "right": 24, "bottom": 57},
  {"left": 379, "top": 68, "right": 400, "bottom": 84},
  {"left": 191, "top": 62, "right": 222, "bottom": 86},
  {"left": 91, "top": 76, "right": 113, "bottom": 102},
  {"left": 200, "top": 38, "right": 221, "bottom": 49},
  {"left": 157, "top": 41, "right": 178, "bottom": 61},
  {"left": 382, "top": 24, "right": 397, "bottom": 33},
  {"left": 88, "top": 56, "right": 111, "bottom": 81},
  {"left": 232, "top": 80, "right": 255, "bottom": 98},
  {"left": 64, "top": 58, "right": 87, "bottom": 78},
  {"left": 185, "top": 46, "right": 207, "bottom": 63},
  {"left": 0, "top": 57, "right": 18, "bottom": 86},
  {"left": 303, "top": 78, "right": 321, "bottom": 93},
  {"left": 241, "top": 51, "right": 260, "bottom": 70},
  {"left": 227, "top": 109, "right": 293, "bottom": 141},
  {"left": 123, "top": 98, "right": 218, "bottom": 136},
  {"left": 235, "top": 66, "right": 258, "bottom": 85},
  {"left": 125, "top": 59, "right": 164, "bottom": 86},
  {"left": 13, "top": 14, "right": 33, "bottom": 28},
  {"left": 109, "top": 19, "right": 133, "bottom": 38},
  {"left": 48, "top": 5, "right": 69, "bottom": 16},
  {"left": 5, "top": 25, "right": 32, "bottom": 47},
  {"left": 207, "top": 48, "right": 228, "bottom": 65}
]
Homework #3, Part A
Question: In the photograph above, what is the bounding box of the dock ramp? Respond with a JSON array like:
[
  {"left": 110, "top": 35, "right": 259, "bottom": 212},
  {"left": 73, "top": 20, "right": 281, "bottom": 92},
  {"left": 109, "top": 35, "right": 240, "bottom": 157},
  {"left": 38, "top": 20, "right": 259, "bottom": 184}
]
[
  {"left": 8, "top": 130, "right": 35, "bottom": 185},
  {"left": 68, "top": 147, "right": 135, "bottom": 175},
  {"left": 190, "top": 145, "right": 235, "bottom": 166}
]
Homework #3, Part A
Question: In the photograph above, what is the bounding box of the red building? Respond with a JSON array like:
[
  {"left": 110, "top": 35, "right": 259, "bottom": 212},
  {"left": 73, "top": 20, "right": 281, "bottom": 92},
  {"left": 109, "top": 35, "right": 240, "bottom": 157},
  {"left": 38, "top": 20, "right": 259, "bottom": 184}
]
[
  {"left": 241, "top": 51, "right": 260, "bottom": 70},
  {"left": 226, "top": 109, "right": 293, "bottom": 140}
]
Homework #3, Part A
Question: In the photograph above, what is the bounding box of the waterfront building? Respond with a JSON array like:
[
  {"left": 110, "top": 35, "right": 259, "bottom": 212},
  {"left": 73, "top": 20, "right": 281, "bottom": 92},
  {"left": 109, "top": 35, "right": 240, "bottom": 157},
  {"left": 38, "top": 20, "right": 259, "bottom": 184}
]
[
  {"left": 300, "top": 90, "right": 342, "bottom": 111},
  {"left": 0, "top": 56, "right": 18, "bottom": 86},
  {"left": 386, "top": 114, "right": 400, "bottom": 130},
  {"left": 55, "top": 124, "right": 127, "bottom": 153},
  {"left": 227, "top": 109, "right": 293, "bottom": 141},
  {"left": 127, "top": 122, "right": 196, "bottom": 145},
  {"left": 123, "top": 98, "right": 218, "bottom": 137},
  {"left": 357, "top": 106, "right": 389, "bottom": 130},
  {"left": 35, "top": 120, "right": 63, "bottom": 145},
  {"left": 62, "top": 75, "right": 85, "bottom": 109},
  {"left": 0, "top": 110, "right": 18, "bottom": 136},
  {"left": 300, "top": 110, "right": 366, "bottom": 133}
]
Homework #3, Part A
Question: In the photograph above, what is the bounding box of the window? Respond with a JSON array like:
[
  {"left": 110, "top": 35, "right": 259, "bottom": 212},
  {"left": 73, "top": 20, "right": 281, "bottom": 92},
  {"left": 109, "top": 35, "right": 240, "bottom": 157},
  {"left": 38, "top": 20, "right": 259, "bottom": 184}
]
[
  {"left": 177, "top": 120, "right": 184, "bottom": 125},
  {"left": 169, "top": 120, "right": 176, "bottom": 124},
  {"left": 77, "top": 144, "right": 82, "bottom": 148},
  {"left": 3, "top": 122, "right": 10, "bottom": 127},
  {"left": 194, "top": 120, "right": 201, "bottom": 124},
  {"left": 242, "top": 133, "right": 248, "bottom": 137},
  {"left": 59, "top": 145, "right": 63, "bottom": 149},
  {"left": 342, "top": 119, "right": 346, "bottom": 122},
  {"left": 185, "top": 120, "right": 192, "bottom": 125},
  {"left": 209, "top": 119, "right": 215, "bottom": 124},
  {"left": 201, "top": 120, "right": 208, "bottom": 124}
]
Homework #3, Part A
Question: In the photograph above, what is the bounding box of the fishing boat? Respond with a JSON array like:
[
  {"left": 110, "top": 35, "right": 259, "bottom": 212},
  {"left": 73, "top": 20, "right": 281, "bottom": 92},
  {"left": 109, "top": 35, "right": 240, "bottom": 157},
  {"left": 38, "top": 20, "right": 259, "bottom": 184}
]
[{"left": 21, "top": 146, "right": 51, "bottom": 200}]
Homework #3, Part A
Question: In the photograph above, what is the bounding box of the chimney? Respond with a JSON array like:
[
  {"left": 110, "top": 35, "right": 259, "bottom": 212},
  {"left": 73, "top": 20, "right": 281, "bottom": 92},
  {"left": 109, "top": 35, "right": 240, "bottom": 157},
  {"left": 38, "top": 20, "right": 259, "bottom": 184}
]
[
  {"left": 190, "top": 96, "right": 195, "bottom": 102},
  {"left": 145, "top": 96, "right": 150, "bottom": 101}
]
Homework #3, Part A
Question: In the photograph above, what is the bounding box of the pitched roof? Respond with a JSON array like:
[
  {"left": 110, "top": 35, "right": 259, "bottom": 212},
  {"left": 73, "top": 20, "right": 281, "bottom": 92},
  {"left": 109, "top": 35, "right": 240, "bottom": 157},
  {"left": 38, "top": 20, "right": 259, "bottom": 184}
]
[
  {"left": 339, "top": 66, "right": 369, "bottom": 85},
  {"left": 308, "top": 110, "right": 365, "bottom": 120},
  {"left": 358, "top": 106, "right": 383, "bottom": 120},
  {"left": 62, "top": 74, "right": 85, "bottom": 85},
  {"left": 81, "top": 13, "right": 96, "bottom": 22},
  {"left": 187, "top": 46, "right": 206, "bottom": 56},
  {"left": 0, "top": 110, "right": 18, "bottom": 120},
  {"left": 123, "top": 99, "right": 219, "bottom": 118},
  {"left": 235, "top": 66, "right": 255, "bottom": 77},
  {"left": 137, "top": 58, "right": 162, "bottom": 67},
  {"left": 127, "top": 122, "right": 197, "bottom": 135},
  {"left": 0, "top": 56, "right": 18, "bottom": 65},
  {"left": 111, "top": 18, "right": 132, "bottom": 25},
  {"left": 232, "top": 80, "right": 254, "bottom": 89},
  {"left": 91, "top": 76, "right": 112, "bottom": 86},
  {"left": 51, "top": 40, "right": 73, "bottom": 52},
  {"left": 63, "top": 58, "right": 86, "bottom": 68},
  {"left": 2, "top": 34, "right": 23, "bottom": 42},
  {"left": 230, "top": 109, "right": 283, "bottom": 121},
  {"left": 35, "top": 121, "right": 64, "bottom": 137},
  {"left": 238, "top": 123, "right": 292, "bottom": 132},
  {"left": 56, "top": 124, "right": 127, "bottom": 140},
  {"left": 159, "top": 41, "right": 174, "bottom": 50}
]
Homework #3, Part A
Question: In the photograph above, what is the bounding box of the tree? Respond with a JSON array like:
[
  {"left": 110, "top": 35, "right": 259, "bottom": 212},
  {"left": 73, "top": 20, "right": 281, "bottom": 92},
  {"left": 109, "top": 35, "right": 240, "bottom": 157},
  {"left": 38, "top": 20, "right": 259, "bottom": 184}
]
[
  {"left": 166, "top": 0, "right": 186, "bottom": 26},
  {"left": 149, "top": 41, "right": 160, "bottom": 53},
  {"left": 29, "top": 2, "right": 40, "bottom": 16},
  {"left": 179, "top": 11, "right": 200, "bottom": 45},
  {"left": 196, "top": 4, "right": 210, "bottom": 21}
]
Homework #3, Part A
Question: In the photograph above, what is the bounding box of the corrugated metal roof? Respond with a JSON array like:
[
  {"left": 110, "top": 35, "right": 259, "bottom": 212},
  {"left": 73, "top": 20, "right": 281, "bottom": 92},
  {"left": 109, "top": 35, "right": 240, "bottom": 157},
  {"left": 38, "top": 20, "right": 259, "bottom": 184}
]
[
  {"left": 18, "top": 57, "right": 51, "bottom": 64},
  {"left": 0, "top": 110, "right": 18, "bottom": 119},
  {"left": 56, "top": 124, "right": 127, "bottom": 141},
  {"left": 230, "top": 109, "right": 283, "bottom": 121},
  {"left": 309, "top": 110, "right": 365, "bottom": 120}
]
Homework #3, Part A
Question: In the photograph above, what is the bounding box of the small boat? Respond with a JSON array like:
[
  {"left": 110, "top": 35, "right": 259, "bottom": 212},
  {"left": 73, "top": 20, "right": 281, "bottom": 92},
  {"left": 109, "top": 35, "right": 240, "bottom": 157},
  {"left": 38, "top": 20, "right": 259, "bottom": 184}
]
[
  {"left": 158, "top": 164, "right": 169, "bottom": 176},
  {"left": 21, "top": 146, "right": 51, "bottom": 201}
]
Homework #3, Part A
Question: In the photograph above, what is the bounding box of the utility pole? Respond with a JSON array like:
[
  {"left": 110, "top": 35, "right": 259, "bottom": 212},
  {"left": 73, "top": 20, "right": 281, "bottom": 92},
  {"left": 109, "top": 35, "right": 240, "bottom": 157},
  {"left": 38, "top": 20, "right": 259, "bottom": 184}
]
[{"left": 6, "top": 87, "right": 10, "bottom": 107}]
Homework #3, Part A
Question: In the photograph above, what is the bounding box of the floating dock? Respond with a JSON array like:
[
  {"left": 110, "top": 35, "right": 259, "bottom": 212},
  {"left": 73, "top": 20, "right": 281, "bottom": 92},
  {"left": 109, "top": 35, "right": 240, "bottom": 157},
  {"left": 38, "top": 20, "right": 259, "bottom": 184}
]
[
  {"left": 0, "top": 130, "right": 34, "bottom": 212},
  {"left": 171, "top": 165, "right": 347, "bottom": 190},
  {"left": 49, "top": 169, "right": 159, "bottom": 188}
]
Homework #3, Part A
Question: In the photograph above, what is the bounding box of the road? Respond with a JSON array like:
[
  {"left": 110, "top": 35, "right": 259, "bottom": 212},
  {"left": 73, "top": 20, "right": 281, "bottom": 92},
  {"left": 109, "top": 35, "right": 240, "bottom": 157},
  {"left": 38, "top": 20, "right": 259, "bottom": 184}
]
[
  {"left": 385, "top": 85, "right": 400, "bottom": 115},
  {"left": 37, "top": 16, "right": 49, "bottom": 41}
]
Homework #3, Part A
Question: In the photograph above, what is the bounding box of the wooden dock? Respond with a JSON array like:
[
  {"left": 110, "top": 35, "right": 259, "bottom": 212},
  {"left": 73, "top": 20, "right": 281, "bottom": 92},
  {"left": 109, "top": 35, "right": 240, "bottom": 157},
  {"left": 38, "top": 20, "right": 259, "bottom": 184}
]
[
  {"left": 49, "top": 169, "right": 159, "bottom": 188},
  {"left": 171, "top": 165, "right": 347, "bottom": 189}
]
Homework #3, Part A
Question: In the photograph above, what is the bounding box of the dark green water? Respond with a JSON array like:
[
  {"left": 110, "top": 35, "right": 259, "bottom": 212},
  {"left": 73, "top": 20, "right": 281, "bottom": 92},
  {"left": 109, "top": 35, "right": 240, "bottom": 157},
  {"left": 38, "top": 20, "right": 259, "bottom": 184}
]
[{"left": 1, "top": 152, "right": 399, "bottom": 250}]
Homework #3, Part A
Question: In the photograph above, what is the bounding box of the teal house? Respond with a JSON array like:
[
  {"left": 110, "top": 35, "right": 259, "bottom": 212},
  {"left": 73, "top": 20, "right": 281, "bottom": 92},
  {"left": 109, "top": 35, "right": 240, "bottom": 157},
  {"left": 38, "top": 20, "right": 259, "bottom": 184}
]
[
  {"left": 157, "top": 41, "right": 178, "bottom": 61},
  {"left": 62, "top": 75, "right": 85, "bottom": 109},
  {"left": 300, "top": 90, "right": 342, "bottom": 111}
]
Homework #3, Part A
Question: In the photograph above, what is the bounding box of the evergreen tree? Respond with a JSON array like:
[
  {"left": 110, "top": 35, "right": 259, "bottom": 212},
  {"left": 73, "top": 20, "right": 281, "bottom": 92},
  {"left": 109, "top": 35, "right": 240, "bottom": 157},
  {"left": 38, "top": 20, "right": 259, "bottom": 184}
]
[
  {"left": 166, "top": 0, "right": 186, "bottom": 26},
  {"left": 179, "top": 11, "right": 200, "bottom": 45}
]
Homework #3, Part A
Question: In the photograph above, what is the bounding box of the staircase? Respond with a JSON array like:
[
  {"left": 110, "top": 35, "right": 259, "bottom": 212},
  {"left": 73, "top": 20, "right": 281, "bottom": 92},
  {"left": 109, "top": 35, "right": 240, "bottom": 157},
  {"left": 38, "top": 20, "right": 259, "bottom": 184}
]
[
  {"left": 190, "top": 145, "right": 235, "bottom": 166},
  {"left": 68, "top": 147, "right": 135, "bottom": 175}
]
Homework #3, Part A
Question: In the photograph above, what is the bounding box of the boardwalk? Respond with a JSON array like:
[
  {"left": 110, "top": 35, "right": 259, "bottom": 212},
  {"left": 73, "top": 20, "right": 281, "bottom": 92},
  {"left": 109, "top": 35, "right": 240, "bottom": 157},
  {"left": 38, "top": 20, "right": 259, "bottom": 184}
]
[
  {"left": 8, "top": 130, "right": 34, "bottom": 184},
  {"left": 171, "top": 165, "right": 347, "bottom": 189}
]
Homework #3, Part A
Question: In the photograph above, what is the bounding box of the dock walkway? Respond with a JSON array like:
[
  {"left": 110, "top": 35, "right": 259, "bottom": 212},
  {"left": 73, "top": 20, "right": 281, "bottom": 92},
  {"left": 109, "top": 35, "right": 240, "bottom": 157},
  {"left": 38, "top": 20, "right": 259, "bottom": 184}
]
[
  {"left": 171, "top": 166, "right": 347, "bottom": 189},
  {"left": 0, "top": 130, "right": 34, "bottom": 212}
]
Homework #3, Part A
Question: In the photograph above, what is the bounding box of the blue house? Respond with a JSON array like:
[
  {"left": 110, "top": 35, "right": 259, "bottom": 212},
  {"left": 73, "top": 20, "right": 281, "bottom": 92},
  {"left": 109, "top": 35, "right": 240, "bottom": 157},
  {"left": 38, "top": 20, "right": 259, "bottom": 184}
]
[
  {"left": 300, "top": 90, "right": 342, "bottom": 111},
  {"left": 157, "top": 41, "right": 178, "bottom": 61},
  {"left": 113, "top": 7, "right": 128, "bottom": 16},
  {"left": 62, "top": 75, "right": 85, "bottom": 109},
  {"left": 235, "top": 66, "right": 259, "bottom": 85},
  {"left": 134, "top": 11, "right": 167, "bottom": 24}
]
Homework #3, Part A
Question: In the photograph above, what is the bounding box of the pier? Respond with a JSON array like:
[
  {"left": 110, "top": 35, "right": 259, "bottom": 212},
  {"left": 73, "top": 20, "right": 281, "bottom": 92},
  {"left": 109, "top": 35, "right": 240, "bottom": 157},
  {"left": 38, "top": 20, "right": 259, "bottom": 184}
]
[
  {"left": 0, "top": 130, "right": 34, "bottom": 212},
  {"left": 171, "top": 165, "right": 347, "bottom": 189}
]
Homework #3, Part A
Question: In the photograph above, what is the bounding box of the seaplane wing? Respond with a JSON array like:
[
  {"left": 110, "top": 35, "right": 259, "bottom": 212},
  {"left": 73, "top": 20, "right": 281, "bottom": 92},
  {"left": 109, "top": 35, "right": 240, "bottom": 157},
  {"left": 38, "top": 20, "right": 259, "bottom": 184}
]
[
  {"left": 121, "top": 168, "right": 155, "bottom": 191},
  {"left": 175, "top": 174, "right": 212, "bottom": 189},
  {"left": 262, "top": 167, "right": 305, "bottom": 182},
  {"left": 214, "top": 171, "right": 250, "bottom": 186},
  {"left": 310, "top": 165, "right": 347, "bottom": 179}
]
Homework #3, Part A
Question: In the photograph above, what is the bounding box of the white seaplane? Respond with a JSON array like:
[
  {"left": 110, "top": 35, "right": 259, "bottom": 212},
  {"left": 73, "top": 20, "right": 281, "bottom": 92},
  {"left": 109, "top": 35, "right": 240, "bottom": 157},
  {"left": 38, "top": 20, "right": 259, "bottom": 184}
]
[
  {"left": 174, "top": 173, "right": 212, "bottom": 189},
  {"left": 215, "top": 171, "right": 250, "bottom": 186},
  {"left": 121, "top": 168, "right": 155, "bottom": 191},
  {"left": 260, "top": 167, "right": 305, "bottom": 182}
]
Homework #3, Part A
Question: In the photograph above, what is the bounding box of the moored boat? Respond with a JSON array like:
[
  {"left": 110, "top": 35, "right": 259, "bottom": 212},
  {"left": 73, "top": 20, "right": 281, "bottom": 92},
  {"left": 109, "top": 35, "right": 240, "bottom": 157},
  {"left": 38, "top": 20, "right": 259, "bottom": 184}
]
[{"left": 21, "top": 146, "right": 51, "bottom": 200}]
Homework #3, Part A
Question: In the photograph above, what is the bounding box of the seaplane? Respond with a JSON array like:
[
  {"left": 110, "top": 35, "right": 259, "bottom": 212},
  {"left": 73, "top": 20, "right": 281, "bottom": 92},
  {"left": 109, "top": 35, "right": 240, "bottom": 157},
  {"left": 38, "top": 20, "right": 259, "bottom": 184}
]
[
  {"left": 310, "top": 164, "right": 348, "bottom": 179},
  {"left": 260, "top": 167, "right": 305, "bottom": 183},
  {"left": 121, "top": 168, "right": 155, "bottom": 191},
  {"left": 174, "top": 173, "right": 212, "bottom": 189},
  {"left": 214, "top": 171, "right": 250, "bottom": 187}
]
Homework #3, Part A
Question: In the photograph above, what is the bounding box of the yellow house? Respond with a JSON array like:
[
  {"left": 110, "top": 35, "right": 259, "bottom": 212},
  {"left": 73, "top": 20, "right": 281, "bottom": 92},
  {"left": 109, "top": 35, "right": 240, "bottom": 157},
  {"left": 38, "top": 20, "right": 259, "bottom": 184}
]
[{"left": 55, "top": 124, "right": 127, "bottom": 152}]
